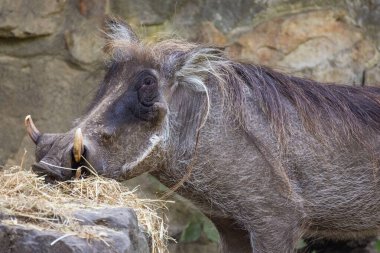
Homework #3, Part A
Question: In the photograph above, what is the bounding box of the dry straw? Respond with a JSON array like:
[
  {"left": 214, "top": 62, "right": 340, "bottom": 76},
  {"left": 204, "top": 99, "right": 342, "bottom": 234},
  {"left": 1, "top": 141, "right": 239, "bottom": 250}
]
[{"left": 0, "top": 165, "right": 171, "bottom": 253}]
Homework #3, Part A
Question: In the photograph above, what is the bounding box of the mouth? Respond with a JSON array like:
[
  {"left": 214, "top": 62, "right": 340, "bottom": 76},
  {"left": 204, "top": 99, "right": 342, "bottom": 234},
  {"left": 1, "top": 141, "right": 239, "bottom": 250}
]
[
  {"left": 32, "top": 162, "right": 73, "bottom": 182},
  {"left": 25, "top": 117, "right": 108, "bottom": 183},
  {"left": 32, "top": 157, "right": 96, "bottom": 183}
]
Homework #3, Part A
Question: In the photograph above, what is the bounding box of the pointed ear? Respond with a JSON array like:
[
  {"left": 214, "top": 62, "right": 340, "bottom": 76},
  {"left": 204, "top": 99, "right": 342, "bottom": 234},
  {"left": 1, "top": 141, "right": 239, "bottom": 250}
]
[
  {"left": 171, "top": 47, "right": 226, "bottom": 92},
  {"left": 103, "top": 16, "right": 139, "bottom": 53}
]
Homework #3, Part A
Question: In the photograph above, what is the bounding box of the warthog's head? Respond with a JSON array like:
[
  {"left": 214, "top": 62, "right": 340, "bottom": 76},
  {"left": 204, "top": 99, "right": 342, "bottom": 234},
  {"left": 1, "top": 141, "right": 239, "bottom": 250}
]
[
  {"left": 27, "top": 17, "right": 227, "bottom": 182},
  {"left": 26, "top": 18, "right": 187, "bottom": 182},
  {"left": 26, "top": 15, "right": 227, "bottom": 182}
]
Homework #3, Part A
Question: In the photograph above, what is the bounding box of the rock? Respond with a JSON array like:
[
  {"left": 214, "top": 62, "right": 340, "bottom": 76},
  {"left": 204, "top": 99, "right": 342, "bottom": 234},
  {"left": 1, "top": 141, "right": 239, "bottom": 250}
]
[
  {"left": 74, "top": 207, "right": 140, "bottom": 230},
  {"left": 110, "top": 0, "right": 177, "bottom": 26},
  {"left": 0, "top": 208, "right": 149, "bottom": 253},
  {"left": 200, "top": 0, "right": 265, "bottom": 34},
  {"left": 0, "top": 55, "right": 104, "bottom": 164},
  {"left": 200, "top": 22, "right": 228, "bottom": 46},
  {"left": 234, "top": 9, "right": 379, "bottom": 84},
  {"left": 64, "top": 0, "right": 106, "bottom": 65},
  {"left": 77, "top": 0, "right": 108, "bottom": 18},
  {"left": 366, "top": 62, "right": 380, "bottom": 87},
  {"left": 64, "top": 28, "right": 104, "bottom": 65},
  {"left": 345, "top": 0, "right": 380, "bottom": 48},
  {"left": 5, "top": 135, "right": 35, "bottom": 171},
  {"left": 0, "top": 0, "right": 66, "bottom": 38}
]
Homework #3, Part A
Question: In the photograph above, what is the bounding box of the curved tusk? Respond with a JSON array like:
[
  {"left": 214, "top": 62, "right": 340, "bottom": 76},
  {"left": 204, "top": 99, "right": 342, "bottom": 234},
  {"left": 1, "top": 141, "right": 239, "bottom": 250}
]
[
  {"left": 73, "top": 128, "right": 84, "bottom": 163},
  {"left": 25, "top": 115, "right": 41, "bottom": 144}
]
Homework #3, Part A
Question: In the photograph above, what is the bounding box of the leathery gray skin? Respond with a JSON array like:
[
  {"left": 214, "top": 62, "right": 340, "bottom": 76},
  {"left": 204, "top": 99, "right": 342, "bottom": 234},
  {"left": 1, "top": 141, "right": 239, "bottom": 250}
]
[{"left": 27, "top": 17, "right": 380, "bottom": 253}]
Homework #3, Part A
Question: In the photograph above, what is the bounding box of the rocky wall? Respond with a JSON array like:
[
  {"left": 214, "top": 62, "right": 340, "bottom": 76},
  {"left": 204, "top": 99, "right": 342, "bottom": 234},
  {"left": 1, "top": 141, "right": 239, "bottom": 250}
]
[{"left": 1, "top": 1, "right": 380, "bottom": 252}]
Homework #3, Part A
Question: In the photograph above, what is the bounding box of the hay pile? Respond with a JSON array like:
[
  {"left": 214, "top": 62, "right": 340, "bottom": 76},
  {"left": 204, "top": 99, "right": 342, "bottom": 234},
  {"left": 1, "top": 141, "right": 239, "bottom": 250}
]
[{"left": 0, "top": 166, "right": 170, "bottom": 253}]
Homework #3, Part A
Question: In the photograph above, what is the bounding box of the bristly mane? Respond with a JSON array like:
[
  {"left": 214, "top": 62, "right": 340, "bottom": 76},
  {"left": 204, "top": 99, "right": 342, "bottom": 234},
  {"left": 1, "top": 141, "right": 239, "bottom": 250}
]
[{"left": 234, "top": 63, "right": 380, "bottom": 145}]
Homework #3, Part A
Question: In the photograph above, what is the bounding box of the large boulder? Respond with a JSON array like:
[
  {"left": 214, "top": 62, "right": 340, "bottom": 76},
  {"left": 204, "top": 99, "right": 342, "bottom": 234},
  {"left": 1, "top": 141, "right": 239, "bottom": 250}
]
[
  {"left": 0, "top": 208, "right": 149, "bottom": 253},
  {"left": 233, "top": 9, "right": 379, "bottom": 84},
  {"left": 0, "top": 0, "right": 66, "bottom": 38}
]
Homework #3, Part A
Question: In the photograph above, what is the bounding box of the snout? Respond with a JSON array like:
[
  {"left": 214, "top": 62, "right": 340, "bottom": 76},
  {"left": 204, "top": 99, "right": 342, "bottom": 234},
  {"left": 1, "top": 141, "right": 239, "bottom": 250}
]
[
  {"left": 26, "top": 116, "right": 101, "bottom": 182},
  {"left": 31, "top": 137, "right": 94, "bottom": 182},
  {"left": 32, "top": 139, "right": 99, "bottom": 182},
  {"left": 32, "top": 161, "right": 73, "bottom": 182}
]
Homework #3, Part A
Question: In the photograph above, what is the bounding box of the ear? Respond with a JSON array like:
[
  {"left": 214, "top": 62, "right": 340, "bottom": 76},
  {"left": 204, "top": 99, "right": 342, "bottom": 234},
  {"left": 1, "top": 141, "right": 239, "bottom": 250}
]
[
  {"left": 103, "top": 16, "right": 139, "bottom": 53},
  {"left": 170, "top": 47, "right": 226, "bottom": 92}
]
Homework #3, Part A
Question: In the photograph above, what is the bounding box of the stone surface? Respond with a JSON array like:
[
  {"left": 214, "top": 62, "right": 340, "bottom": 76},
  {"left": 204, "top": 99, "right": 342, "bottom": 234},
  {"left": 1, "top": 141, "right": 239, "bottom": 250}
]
[
  {"left": 0, "top": 0, "right": 66, "bottom": 38},
  {"left": 234, "top": 9, "right": 379, "bottom": 84},
  {"left": 366, "top": 63, "right": 380, "bottom": 87},
  {"left": 110, "top": 0, "right": 176, "bottom": 26},
  {"left": 345, "top": 0, "right": 380, "bottom": 48},
  {"left": 200, "top": 22, "right": 228, "bottom": 46},
  {"left": 0, "top": 208, "right": 149, "bottom": 253},
  {"left": 64, "top": 28, "right": 104, "bottom": 65},
  {"left": 0, "top": 55, "right": 104, "bottom": 164}
]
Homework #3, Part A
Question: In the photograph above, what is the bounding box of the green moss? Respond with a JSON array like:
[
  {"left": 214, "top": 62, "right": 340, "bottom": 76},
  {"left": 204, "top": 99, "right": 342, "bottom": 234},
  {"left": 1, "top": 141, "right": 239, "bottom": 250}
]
[
  {"left": 375, "top": 240, "right": 380, "bottom": 252},
  {"left": 179, "top": 213, "right": 220, "bottom": 243}
]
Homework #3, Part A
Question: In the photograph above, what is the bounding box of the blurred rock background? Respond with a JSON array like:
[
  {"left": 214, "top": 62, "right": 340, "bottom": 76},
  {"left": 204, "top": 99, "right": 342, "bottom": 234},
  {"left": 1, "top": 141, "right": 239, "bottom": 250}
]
[{"left": 1, "top": 0, "right": 380, "bottom": 252}]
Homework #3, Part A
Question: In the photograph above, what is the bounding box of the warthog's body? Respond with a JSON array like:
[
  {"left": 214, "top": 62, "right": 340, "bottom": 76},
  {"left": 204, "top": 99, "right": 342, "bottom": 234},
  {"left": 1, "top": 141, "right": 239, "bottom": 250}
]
[
  {"left": 27, "top": 18, "right": 380, "bottom": 253},
  {"left": 152, "top": 65, "right": 380, "bottom": 253}
]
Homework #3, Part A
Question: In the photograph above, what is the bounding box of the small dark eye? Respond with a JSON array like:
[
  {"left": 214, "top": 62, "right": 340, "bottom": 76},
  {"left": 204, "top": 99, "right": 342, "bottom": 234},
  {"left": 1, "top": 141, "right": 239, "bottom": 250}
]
[{"left": 143, "top": 76, "right": 155, "bottom": 86}]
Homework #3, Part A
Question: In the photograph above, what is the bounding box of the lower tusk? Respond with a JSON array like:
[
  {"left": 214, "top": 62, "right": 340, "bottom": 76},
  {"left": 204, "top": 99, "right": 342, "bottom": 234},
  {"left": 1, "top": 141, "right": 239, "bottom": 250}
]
[
  {"left": 25, "top": 115, "right": 41, "bottom": 144},
  {"left": 73, "top": 128, "right": 84, "bottom": 163},
  {"left": 75, "top": 167, "right": 82, "bottom": 179}
]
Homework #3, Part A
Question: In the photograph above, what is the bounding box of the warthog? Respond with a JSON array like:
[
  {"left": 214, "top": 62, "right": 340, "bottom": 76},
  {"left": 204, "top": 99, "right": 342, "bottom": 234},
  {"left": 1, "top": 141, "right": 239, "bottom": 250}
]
[{"left": 25, "top": 18, "right": 380, "bottom": 253}]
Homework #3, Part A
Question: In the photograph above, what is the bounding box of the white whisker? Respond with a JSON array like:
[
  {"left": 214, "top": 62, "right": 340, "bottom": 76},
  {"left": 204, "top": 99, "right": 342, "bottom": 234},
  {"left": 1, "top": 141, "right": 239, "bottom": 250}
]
[{"left": 40, "top": 161, "right": 76, "bottom": 171}]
